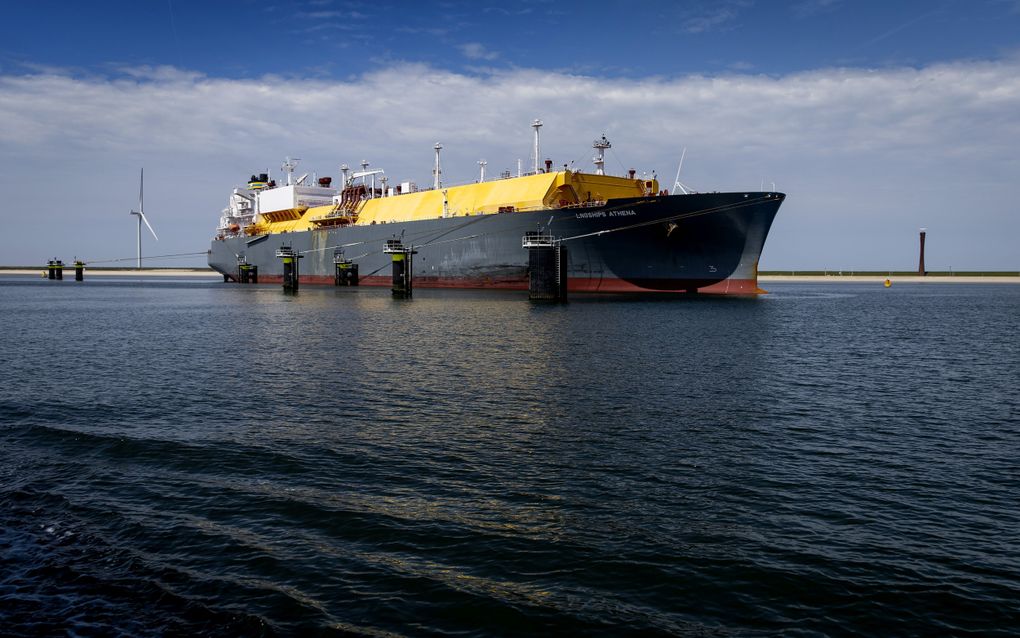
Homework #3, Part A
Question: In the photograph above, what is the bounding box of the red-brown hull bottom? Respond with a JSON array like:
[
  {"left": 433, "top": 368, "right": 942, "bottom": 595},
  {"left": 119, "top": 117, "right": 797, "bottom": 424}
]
[{"left": 247, "top": 275, "right": 766, "bottom": 295}]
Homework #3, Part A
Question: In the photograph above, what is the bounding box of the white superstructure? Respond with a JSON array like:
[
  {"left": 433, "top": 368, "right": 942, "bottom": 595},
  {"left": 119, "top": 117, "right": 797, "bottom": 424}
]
[
  {"left": 217, "top": 165, "right": 337, "bottom": 237},
  {"left": 257, "top": 184, "right": 336, "bottom": 214},
  {"left": 217, "top": 187, "right": 257, "bottom": 236}
]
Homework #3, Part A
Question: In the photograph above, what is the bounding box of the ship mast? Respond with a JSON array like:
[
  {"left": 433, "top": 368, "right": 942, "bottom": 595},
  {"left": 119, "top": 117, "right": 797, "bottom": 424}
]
[
  {"left": 531, "top": 119, "right": 543, "bottom": 174},
  {"left": 593, "top": 135, "right": 611, "bottom": 176},
  {"left": 433, "top": 143, "right": 443, "bottom": 189},
  {"left": 478, "top": 159, "right": 487, "bottom": 182},
  {"left": 282, "top": 157, "right": 300, "bottom": 186}
]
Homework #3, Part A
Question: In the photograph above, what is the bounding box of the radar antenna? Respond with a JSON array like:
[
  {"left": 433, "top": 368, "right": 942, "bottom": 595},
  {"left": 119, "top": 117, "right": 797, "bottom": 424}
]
[{"left": 282, "top": 157, "right": 301, "bottom": 186}]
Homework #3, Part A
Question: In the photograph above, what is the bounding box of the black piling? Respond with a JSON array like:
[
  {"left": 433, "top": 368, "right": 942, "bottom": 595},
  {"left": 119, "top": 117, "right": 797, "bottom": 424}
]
[
  {"left": 333, "top": 250, "right": 359, "bottom": 286},
  {"left": 54, "top": 260, "right": 64, "bottom": 281},
  {"left": 523, "top": 231, "right": 567, "bottom": 301},
  {"left": 46, "top": 260, "right": 56, "bottom": 280},
  {"left": 236, "top": 255, "right": 258, "bottom": 284},
  {"left": 276, "top": 246, "right": 303, "bottom": 292},
  {"left": 74, "top": 260, "right": 85, "bottom": 282},
  {"left": 383, "top": 239, "right": 417, "bottom": 297}
]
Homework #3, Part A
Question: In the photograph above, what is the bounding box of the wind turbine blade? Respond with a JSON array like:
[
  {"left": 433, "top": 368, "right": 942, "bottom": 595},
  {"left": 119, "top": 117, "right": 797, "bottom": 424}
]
[
  {"left": 139, "top": 168, "right": 144, "bottom": 213},
  {"left": 139, "top": 212, "right": 159, "bottom": 241},
  {"left": 672, "top": 148, "right": 690, "bottom": 195}
]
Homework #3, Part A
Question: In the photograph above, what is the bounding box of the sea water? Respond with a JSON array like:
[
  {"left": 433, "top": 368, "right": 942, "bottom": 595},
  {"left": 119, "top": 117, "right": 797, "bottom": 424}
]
[{"left": 1, "top": 276, "right": 1018, "bottom": 636}]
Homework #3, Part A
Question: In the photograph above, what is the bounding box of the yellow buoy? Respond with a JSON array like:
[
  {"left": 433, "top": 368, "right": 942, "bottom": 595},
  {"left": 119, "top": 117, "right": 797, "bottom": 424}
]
[{"left": 884, "top": 279, "right": 892, "bottom": 287}]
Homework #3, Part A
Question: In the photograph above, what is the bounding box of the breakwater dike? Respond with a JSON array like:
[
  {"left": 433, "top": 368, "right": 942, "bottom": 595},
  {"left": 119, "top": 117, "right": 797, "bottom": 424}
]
[{"left": 759, "top": 272, "right": 1020, "bottom": 284}]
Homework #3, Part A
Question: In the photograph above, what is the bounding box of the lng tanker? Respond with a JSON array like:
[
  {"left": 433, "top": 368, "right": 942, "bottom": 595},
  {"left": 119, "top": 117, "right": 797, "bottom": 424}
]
[{"left": 208, "top": 126, "right": 784, "bottom": 294}]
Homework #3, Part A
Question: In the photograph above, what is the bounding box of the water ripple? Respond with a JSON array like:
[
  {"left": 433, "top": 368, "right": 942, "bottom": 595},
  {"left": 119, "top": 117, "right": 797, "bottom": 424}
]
[{"left": 1, "top": 279, "right": 1018, "bottom": 635}]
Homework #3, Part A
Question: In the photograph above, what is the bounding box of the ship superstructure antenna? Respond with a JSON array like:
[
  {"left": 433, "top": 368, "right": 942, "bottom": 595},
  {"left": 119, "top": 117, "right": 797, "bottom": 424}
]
[
  {"left": 478, "top": 159, "right": 487, "bottom": 182},
  {"left": 433, "top": 143, "right": 443, "bottom": 189},
  {"left": 282, "top": 157, "right": 301, "bottom": 186},
  {"left": 531, "top": 118, "right": 543, "bottom": 174},
  {"left": 672, "top": 148, "right": 692, "bottom": 195},
  {"left": 129, "top": 168, "right": 159, "bottom": 269},
  {"left": 340, "top": 164, "right": 350, "bottom": 187},
  {"left": 593, "top": 134, "right": 611, "bottom": 175}
]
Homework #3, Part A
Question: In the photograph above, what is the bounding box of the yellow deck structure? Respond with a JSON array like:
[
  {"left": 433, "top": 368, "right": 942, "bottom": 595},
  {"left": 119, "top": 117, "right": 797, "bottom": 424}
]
[{"left": 245, "top": 171, "right": 659, "bottom": 236}]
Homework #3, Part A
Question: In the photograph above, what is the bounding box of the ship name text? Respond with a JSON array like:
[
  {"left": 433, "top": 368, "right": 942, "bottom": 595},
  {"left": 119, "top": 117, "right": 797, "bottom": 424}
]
[{"left": 574, "top": 209, "right": 637, "bottom": 219}]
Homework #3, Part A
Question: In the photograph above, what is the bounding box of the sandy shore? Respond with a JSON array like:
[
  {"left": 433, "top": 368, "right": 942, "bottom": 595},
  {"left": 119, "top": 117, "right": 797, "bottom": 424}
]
[
  {"left": 1, "top": 268, "right": 221, "bottom": 278},
  {"left": 760, "top": 275, "right": 1020, "bottom": 284}
]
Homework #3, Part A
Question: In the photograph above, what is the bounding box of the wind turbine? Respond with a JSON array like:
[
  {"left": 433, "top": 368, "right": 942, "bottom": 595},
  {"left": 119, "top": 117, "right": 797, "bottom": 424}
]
[
  {"left": 129, "top": 168, "right": 158, "bottom": 268},
  {"left": 671, "top": 147, "right": 693, "bottom": 195}
]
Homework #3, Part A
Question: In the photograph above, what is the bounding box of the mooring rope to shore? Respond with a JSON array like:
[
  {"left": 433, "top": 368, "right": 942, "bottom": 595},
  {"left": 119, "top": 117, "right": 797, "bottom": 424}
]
[{"left": 81, "top": 251, "right": 210, "bottom": 265}]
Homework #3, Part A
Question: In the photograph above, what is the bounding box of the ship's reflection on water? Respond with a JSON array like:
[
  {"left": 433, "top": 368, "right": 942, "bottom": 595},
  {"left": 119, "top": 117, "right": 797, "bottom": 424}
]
[{"left": 2, "top": 277, "right": 1017, "bottom": 636}]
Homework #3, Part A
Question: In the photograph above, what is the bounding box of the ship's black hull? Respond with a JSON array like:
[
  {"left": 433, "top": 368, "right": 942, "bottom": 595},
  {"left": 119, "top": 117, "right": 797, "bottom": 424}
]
[{"left": 209, "top": 192, "right": 784, "bottom": 294}]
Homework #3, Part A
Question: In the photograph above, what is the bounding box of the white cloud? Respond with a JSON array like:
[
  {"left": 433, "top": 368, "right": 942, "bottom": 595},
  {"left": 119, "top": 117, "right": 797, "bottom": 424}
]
[
  {"left": 458, "top": 42, "right": 499, "bottom": 61},
  {"left": 0, "top": 59, "right": 1018, "bottom": 269}
]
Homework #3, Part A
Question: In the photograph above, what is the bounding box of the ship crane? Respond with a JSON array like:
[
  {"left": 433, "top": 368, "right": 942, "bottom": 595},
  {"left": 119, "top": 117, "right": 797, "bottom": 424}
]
[
  {"left": 351, "top": 169, "right": 385, "bottom": 180},
  {"left": 351, "top": 168, "right": 385, "bottom": 198}
]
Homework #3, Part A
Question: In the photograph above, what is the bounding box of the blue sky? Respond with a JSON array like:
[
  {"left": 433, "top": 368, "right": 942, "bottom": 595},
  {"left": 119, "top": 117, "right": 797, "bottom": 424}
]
[
  {"left": 4, "top": 1, "right": 1019, "bottom": 77},
  {"left": 1, "top": 0, "right": 1019, "bottom": 269}
]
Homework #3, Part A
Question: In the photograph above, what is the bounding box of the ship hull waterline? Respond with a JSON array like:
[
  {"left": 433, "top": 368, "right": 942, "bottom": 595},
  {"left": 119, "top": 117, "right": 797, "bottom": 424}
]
[{"left": 209, "top": 192, "right": 784, "bottom": 295}]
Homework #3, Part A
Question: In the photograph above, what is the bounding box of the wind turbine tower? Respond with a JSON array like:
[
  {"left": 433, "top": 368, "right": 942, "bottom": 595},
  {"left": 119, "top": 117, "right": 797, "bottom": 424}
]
[{"left": 129, "top": 168, "right": 159, "bottom": 268}]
